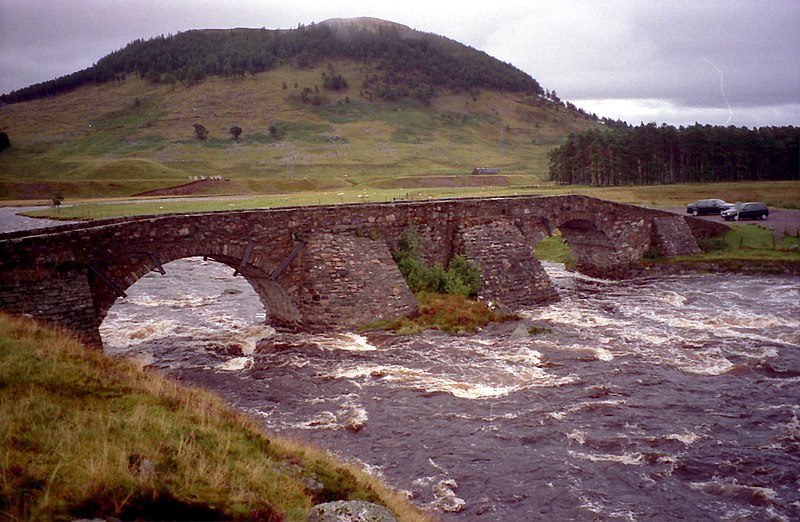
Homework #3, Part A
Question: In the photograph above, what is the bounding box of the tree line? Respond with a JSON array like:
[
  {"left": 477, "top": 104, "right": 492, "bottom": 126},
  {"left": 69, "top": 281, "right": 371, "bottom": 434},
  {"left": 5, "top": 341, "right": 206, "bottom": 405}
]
[
  {"left": 548, "top": 123, "right": 799, "bottom": 185},
  {"left": 1, "top": 23, "right": 542, "bottom": 104}
]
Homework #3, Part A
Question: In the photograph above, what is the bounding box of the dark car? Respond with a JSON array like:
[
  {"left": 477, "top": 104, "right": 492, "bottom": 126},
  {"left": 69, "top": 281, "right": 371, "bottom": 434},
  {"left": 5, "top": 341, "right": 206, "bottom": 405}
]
[
  {"left": 686, "top": 199, "right": 735, "bottom": 216},
  {"left": 721, "top": 202, "right": 769, "bottom": 221}
]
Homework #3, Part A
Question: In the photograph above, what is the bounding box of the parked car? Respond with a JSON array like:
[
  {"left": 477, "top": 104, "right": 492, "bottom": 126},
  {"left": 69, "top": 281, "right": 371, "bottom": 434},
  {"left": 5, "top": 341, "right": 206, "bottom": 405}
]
[
  {"left": 686, "top": 199, "right": 736, "bottom": 216},
  {"left": 721, "top": 202, "right": 769, "bottom": 221}
]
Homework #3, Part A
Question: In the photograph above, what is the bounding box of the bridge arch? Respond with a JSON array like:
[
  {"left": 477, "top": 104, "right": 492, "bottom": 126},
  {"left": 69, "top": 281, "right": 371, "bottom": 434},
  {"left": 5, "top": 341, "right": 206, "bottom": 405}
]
[
  {"left": 99, "top": 256, "right": 275, "bottom": 357},
  {"left": 536, "top": 201, "right": 649, "bottom": 279},
  {"left": 90, "top": 248, "right": 301, "bottom": 335},
  {"left": 554, "top": 218, "right": 627, "bottom": 279}
]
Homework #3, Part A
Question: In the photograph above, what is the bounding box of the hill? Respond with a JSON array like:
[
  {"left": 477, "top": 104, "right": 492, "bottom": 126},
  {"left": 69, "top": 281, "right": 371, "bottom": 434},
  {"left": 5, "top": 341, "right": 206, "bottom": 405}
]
[
  {"left": 0, "top": 18, "right": 599, "bottom": 200},
  {"left": 0, "top": 313, "right": 430, "bottom": 521}
]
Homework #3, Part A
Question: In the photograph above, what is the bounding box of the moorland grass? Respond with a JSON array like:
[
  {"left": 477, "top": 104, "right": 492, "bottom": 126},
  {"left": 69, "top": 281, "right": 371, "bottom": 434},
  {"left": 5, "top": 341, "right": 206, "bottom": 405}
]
[
  {"left": 0, "top": 65, "right": 590, "bottom": 201},
  {"left": 0, "top": 314, "right": 430, "bottom": 522}
]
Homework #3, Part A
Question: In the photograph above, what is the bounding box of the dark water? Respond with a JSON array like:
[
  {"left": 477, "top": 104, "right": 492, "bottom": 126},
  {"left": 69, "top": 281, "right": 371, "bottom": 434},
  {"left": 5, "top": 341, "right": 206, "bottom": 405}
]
[{"left": 101, "top": 258, "right": 800, "bottom": 521}]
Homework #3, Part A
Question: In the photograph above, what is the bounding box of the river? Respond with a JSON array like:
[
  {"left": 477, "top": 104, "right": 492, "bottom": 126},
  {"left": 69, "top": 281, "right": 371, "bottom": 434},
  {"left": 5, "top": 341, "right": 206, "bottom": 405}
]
[{"left": 97, "top": 256, "right": 800, "bottom": 521}]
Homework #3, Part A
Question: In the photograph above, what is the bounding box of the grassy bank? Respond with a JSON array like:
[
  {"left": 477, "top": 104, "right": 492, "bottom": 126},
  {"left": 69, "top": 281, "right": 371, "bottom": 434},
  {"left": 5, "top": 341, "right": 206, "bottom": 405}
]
[
  {"left": 16, "top": 180, "right": 800, "bottom": 222},
  {"left": 0, "top": 314, "right": 430, "bottom": 522},
  {"left": 534, "top": 224, "right": 800, "bottom": 266},
  {"left": 668, "top": 224, "right": 800, "bottom": 262}
]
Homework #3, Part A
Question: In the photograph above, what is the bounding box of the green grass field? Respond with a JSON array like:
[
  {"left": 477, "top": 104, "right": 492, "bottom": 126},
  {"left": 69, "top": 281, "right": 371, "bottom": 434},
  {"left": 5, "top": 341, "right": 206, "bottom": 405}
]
[{"left": 19, "top": 180, "right": 800, "bottom": 222}]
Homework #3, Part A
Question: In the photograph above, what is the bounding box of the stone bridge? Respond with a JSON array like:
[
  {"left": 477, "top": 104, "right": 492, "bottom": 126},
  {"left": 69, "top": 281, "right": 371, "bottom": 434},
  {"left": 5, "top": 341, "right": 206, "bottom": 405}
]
[{"left": 0, "top": 195, "right": 726, "bottom": 348}]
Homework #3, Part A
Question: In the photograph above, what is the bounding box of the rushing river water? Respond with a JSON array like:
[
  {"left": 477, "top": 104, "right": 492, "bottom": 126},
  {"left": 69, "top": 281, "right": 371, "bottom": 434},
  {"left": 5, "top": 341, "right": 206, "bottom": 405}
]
[{"left": 100, "top": 257, "right": 800, "bottom": 521}]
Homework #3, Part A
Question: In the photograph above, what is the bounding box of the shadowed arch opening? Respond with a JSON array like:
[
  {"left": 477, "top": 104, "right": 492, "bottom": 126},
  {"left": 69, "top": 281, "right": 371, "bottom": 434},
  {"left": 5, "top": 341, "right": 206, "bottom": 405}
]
[
  {"left": 533, "top": 227, "right": 575, "bottom": 269},
  {"left": 99, "top": 256, "right": 275, "bottom": 362},
  {"left": 537, "top": 219, "right": 629, "bottom": 279}
]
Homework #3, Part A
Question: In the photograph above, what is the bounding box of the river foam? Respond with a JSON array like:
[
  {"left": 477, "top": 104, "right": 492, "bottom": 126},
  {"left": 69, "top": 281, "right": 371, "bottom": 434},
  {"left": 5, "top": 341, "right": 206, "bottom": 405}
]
[{"left": 98, "top": 258, "right": 800, "bottom": 521}]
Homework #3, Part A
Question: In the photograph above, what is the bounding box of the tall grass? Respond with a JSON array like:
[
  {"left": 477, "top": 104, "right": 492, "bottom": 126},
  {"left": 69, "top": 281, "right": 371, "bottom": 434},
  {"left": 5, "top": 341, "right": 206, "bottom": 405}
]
[{"left": 0, "top": 314, "right": 430, "bottom": 521}]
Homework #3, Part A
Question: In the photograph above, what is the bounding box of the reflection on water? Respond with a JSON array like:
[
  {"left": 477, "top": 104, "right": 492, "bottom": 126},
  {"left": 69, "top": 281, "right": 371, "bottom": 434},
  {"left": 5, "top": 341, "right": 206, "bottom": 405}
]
[{"left": 102, "top": 257, "right": 800, "bottom": 521}]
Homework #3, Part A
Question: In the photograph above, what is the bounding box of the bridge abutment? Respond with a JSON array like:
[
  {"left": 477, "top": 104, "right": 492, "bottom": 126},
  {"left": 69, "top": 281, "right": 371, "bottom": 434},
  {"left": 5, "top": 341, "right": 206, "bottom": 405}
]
[{"left": 0, "top": 267, "right": 103, "bottom": 348}]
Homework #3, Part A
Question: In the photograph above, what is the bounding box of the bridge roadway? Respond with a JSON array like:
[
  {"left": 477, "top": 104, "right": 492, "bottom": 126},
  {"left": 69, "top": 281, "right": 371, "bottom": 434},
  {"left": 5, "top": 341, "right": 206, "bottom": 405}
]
[{"left": 0, "top": 194, "right": 726, "bottom": 347}]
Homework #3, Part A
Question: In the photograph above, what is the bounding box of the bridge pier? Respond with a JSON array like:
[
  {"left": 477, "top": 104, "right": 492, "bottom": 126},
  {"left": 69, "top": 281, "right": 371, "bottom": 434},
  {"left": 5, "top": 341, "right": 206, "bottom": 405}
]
[
  {"left": 458, "top": 220, "right": 559, "bottom": 306},
  {"left": 287, "top": 232, "right": 418, "bottom": 327}
]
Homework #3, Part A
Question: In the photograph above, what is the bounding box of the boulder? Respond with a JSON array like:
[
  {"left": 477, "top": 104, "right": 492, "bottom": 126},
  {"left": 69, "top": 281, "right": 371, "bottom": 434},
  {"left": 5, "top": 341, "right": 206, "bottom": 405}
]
[
  {"left": 308, "top": 500, "right": 397, "bottom": 522},
  {"left": 509, "top": 323, "right": 530, "bottom": 341}
]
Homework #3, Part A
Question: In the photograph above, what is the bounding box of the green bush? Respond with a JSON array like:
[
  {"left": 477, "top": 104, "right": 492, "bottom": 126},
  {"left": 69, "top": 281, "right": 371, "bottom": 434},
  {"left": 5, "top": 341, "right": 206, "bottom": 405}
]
[
  {"left": 392, "top": 227, "right": 481, "bottom": 296},
  {"left": 396, "top": 256, "right": 431, "bottom": 293},
  {"left": 446, "top": 255, "right": 480, "bottom": 296}
]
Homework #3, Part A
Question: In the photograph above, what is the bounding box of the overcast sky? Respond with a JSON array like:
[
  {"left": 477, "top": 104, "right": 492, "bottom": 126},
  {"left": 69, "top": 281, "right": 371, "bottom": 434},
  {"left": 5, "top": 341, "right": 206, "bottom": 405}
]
[{"left": 1, "top": 0, "right": 798, "bottom": 128}]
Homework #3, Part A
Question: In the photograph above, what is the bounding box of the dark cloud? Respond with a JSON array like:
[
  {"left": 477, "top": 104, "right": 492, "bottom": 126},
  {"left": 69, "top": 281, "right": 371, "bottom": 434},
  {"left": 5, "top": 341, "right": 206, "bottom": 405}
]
[{"left": 1, "top": 0, "right": 797, "bottom": 127}]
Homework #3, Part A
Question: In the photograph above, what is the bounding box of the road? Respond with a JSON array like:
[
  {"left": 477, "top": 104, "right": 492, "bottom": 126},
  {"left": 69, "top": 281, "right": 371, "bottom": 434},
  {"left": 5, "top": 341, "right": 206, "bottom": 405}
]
[{"left": 0, "top": 206, "right": 78, "bottom": 234}]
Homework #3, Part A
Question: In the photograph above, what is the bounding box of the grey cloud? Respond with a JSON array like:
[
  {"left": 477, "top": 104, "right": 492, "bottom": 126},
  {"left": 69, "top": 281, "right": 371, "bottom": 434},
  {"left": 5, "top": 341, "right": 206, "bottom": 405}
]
[
  {"left": 627, "top": 1, "right": 800, "bottom": 106},
  {"left": 1, "top": 0, "right": 797, "bottom": 127}
]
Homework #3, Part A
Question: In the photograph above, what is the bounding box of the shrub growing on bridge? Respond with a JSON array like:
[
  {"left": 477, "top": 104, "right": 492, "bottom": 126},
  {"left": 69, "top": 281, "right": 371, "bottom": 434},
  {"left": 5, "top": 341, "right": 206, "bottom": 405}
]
[{"left": 392, "top": 226, "right": 480, "bottom": 297}]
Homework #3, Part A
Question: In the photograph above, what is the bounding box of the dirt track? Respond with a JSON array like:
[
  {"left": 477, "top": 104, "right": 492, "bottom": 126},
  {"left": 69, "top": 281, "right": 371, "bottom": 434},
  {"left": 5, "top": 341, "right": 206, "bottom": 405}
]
[
  {"left": 132, "top": 179, "right": 229, "bottom": 197},
  {"left": 663, "top": 207, "right": 800, "bottom": 239}
]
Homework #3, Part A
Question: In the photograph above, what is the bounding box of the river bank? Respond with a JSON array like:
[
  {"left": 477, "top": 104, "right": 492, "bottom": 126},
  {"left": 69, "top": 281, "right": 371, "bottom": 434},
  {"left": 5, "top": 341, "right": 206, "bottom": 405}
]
[{"left": 0, "top": 313, "right": 429, "bottom": 521}]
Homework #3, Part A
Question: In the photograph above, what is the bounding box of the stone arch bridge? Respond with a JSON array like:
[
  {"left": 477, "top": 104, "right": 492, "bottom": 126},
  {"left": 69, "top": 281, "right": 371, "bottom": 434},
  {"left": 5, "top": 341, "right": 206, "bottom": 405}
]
[{"left": 0, "top": 195, "right": 725, "bottom": 347}]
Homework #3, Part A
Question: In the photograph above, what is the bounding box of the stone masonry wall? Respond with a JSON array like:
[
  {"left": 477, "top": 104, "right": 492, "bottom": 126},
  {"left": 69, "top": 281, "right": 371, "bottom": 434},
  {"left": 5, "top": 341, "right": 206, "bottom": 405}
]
[
  {"left": 291, "top": 232, "right": 417, "bottom": 327},
  {"left": 457, "top": 220, "right": 558, "bottom": 307},
  {"left": 0, "top": 195, "right": 713, "bottom": 345},
  {"left": 652, "top": 216, "right": 701, "bottom": 257},
  {"left": 0, "top": 267, "right": 102, "bottom": 347}
]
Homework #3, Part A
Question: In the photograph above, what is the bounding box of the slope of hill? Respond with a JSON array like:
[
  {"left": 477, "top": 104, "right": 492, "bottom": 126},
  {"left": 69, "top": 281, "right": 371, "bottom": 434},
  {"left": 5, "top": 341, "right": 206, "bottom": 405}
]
[
  {"left": 0, "top": 18, "right": 599, "bottom": 200},
  {"left": 0, "top": 313, "right": 430, "bottom": 521}
]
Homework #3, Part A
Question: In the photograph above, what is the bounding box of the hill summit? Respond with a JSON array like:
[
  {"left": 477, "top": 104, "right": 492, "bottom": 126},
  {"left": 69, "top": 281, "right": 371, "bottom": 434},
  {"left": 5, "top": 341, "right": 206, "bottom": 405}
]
[
  {"left": 2, "top": 17, "right": 542, "bottom": 105},
  {"left": 0, "top": 18, "right": 599, "bottom": 200}
]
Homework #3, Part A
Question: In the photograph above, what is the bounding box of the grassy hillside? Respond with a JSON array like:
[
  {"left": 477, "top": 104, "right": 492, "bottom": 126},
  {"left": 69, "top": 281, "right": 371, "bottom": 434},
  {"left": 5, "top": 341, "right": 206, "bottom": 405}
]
[
  {"left": 0, "top": 60, "right": 596, "bottom": 200},
  {"left": 0, "top": 313, "right": 430, "bottom": 521}
]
